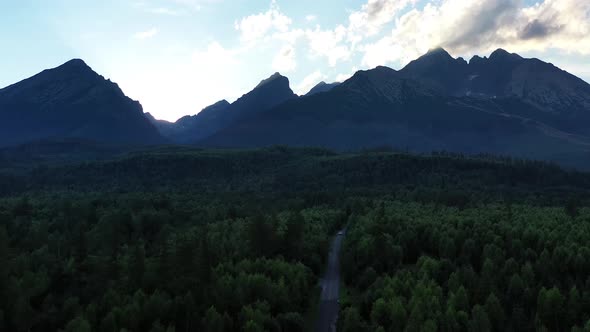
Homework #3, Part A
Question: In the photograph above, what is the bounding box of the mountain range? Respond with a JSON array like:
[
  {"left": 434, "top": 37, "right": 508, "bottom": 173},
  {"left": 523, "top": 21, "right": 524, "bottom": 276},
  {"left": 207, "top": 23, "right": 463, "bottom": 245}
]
[{"left": 1, "top": 49, "right": 589, "bottom": 167}]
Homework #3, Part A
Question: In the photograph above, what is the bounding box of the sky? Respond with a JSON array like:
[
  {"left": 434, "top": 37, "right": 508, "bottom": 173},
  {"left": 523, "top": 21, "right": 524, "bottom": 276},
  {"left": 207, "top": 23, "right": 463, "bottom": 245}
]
[{"left": 1, "top": 0, "right": 589, "bottom": 121}]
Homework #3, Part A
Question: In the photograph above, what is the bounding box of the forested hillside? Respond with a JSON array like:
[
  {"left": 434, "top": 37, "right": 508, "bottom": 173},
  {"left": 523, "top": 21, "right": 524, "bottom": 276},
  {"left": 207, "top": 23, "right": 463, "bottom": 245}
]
[{"left": 1, "top": 146, "right": 590, "bottom": 331}]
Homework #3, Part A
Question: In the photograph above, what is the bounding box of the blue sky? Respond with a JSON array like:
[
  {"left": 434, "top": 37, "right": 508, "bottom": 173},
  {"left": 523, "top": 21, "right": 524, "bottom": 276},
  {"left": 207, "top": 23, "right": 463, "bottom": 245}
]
[{"left": 1, "top": 0, "right": 589, "bottom": 121}]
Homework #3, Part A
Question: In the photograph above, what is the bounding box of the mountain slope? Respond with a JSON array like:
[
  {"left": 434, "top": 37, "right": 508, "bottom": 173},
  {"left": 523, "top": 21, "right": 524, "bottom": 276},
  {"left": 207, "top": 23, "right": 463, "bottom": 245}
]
[
  {"left": 156, "top": 73, "right": 297, "bottom": 143},
  {"left": 200, "top": 63, "right": 590, "bottom": 167},
  {"left": 0, "top": 59, "right": 164, "bottom": 147}
]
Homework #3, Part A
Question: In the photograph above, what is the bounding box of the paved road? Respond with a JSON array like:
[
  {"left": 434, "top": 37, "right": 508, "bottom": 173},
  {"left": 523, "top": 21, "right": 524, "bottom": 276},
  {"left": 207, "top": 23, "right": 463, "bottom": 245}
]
[{"left": 314, "top": 229, "right": 346, "bottom": 332}]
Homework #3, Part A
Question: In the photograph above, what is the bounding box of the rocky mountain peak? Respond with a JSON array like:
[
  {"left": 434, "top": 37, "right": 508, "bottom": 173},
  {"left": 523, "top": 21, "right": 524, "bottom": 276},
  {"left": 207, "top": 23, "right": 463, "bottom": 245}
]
[
  {"left": 489, "top": 48, "right": 523, "bottom": 63},
  {"left": 255, "top": 72, "right": 288, "bottom": 89}
]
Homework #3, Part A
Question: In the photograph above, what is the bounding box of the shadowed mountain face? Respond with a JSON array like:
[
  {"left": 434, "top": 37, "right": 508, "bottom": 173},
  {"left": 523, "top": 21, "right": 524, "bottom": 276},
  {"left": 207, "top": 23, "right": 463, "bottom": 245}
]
[
  {"left": 200, "top": 51, "right": 590, "bottom": 167},
  {"left": 146, "top": 100, "right": 231, "bottom": 141},
  {"left": 153, "top": 73, "right": 297, "bottom": 143},
  {"left": 400, "top": 48, "right": 590, "bottom": 134},
  {"left": 0, "top": 59, "right": 164, "bottom": 147}
]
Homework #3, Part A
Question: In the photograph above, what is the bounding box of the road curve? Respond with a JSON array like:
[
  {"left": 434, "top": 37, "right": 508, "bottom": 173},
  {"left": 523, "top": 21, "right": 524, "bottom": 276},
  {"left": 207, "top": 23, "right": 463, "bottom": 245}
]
[{"left": 314, "top": 229, "right": 346, "bottom": 332}]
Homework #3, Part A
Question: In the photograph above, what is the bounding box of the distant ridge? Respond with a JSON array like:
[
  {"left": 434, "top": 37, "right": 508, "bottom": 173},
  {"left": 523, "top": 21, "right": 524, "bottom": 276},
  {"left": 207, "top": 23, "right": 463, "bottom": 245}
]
[{"left": 199, "top": 49, "right": 590, "bottom": 169}]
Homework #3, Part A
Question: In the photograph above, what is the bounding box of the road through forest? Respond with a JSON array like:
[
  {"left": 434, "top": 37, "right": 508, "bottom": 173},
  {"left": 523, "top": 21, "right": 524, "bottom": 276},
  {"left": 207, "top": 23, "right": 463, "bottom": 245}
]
[{"left": 314, "top": 229, "right": 345, "bottom": 332}]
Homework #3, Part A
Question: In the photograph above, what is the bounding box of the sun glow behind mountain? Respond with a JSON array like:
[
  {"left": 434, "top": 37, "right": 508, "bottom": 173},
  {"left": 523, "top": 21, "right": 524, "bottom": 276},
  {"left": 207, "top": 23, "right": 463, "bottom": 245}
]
[{"left": 0, "top": 0, "right": 589, "bottom": 121}]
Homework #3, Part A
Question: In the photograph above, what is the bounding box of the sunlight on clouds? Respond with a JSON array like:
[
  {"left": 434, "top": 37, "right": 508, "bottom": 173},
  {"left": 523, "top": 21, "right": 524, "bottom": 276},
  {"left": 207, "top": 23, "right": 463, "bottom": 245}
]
[
  {"left": 272, "top": 45, "right": 297, "bottom": 73},
  {"left": 305, "top": 25, "right": 351, "bottom": 66},
  {"left": 348, "top": 0, "right": 417, "bottom": 38},
  {"left": 109, "top": 0, "right": 590, "bottom": 120},
  {"left": 235, "top": 1, "right": 292, "bottom": 45},
  {"left": 359, "top": 0, "right": 590, "bottom": 67}
]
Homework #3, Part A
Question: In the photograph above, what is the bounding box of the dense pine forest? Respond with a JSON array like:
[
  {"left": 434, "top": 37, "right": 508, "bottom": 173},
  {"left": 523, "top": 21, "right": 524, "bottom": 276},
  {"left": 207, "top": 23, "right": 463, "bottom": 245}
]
[
  {"left": 340, "top": 201, "right": 590, "bottom": 331},
  {"left": 1, "top": 145, "right": 590, "bottom": 331}
]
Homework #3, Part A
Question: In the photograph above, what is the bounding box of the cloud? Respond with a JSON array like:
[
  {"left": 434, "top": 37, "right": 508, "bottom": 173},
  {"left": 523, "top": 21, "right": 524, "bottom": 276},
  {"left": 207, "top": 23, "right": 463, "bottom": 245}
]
[
  {"left": 305, "top": 25, "right": 351, "bottom": 66},
  {"left": 305, "top": 15, "right": 317, "bottom": 22},
  {"left": 358, "top": 0, "right": 590, "bottom": 68},
  {"left": 520, "top": 19, "right": 562, "bottom": 40},
  {"left": 361, "top": 36, "right": 403, "bottom": 67},
  {"left": 134, "top": 28, "right": 159, "bottom": 40},
  {"left": 295, "top": 71, "right": 326, "bottom": 94},
  {"left": 286, "top": 0, "right": 415, "bottom": 67},
  {"left": 272, "top": 45, "right": 297, "bottom": 72},
  {"left": 231, "top": 2, "right": 302, "bottom": 73},
  {"left": 347, "top": 0, "right": 416, "bottom": 41},
  {"left": 273, "top": 28, "right": 305, "bottom": 45},
  {"left": 128, "top": 0, "right": 590, "bottom": 121},
  {"left": 234, "top": 1, "right": 292, "bottom": 45}
]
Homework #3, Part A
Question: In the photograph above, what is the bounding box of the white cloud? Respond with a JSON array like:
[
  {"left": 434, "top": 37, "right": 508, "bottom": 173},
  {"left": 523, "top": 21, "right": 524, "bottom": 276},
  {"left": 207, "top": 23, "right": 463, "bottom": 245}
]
[
  {"left": 305, "top": 25, "right": 351, "bottom": 66},
  {"left": 305, "top": 15, "right": 317, "bottom": 22},
  {"left": 348, "top": 0, "right": 416, "bottom": 35},
  {"left": 295, "top": 71, "right": 326, "bottom": 94},
  {"left": 272, "top": 45, "right": 297, "bottom": 73},
  {"left": 273, "top": 28, "right": 305, "bottom": 45},
  {"left": 361, "top": 37, "right": 403, "bottom": 67},
  {"left": 234, "top": 1, "right": 292, "bottom": 45},
  {"left": 192, "top": 41, "right": 240, "bottom": 68},
  {"left": 134, "top": 28, "right": 159, "bottom": 40}
]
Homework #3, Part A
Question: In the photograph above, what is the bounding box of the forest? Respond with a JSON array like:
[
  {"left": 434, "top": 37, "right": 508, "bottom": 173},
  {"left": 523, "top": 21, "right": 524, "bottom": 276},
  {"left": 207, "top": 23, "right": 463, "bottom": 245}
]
[
  {"left": 1, "top": 145, "right": 590, "bottom": 331},
  {"left": 339, "top": 201, "right": 590, "bottom": 331},
  {"left": 0, "top": 191, "right": 348, "bottom": 331}
]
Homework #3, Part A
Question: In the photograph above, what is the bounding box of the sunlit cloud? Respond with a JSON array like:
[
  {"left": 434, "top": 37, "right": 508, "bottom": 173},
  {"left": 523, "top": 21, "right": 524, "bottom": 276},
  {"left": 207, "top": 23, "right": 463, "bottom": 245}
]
[
  {"left": 234, "top": 1, "right": 292, "bottom": 45},
  {"left": 272, "top": 45, "right": 297, "bottom": 73}
]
